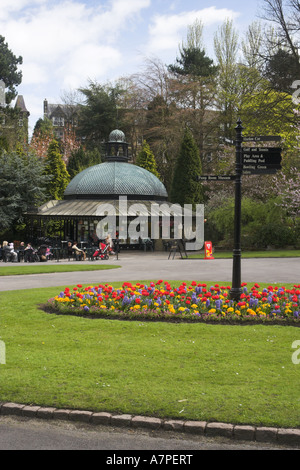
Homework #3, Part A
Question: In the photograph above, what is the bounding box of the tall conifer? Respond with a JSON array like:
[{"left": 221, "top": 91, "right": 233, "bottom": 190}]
[
  {"left": 170, "top": 127, "right": 203, "bottom": 207},
  {"left": 136, "top": 140, "right": 160, "bottom": 178},
  {"left": 44, "top": 140, "right": 70, "bottom": 200}
]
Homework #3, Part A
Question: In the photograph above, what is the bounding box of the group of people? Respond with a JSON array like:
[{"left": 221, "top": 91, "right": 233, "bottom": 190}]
[
  {"left": 0, "top": 235, "right": 116, "bottom": 263},
  {"left": 67, "top": 235, "right": 115, "bottom": 261},
  {"left": 0, "top": 241, "right": 54, "bottom": 263}
]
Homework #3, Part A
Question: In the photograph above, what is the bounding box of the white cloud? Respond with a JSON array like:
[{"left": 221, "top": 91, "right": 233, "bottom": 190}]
[
  {"left": 0, "top": 0, "right": 151, "bottom": 130},
  {"left": 147, "top": 7, "right": 240, "bottom": 53},
  {"left": 58, "top": 44, "right": 122, "bottom": 89},
  {"left": 0, "top": 0, "right": 150, "bottom": 87}
]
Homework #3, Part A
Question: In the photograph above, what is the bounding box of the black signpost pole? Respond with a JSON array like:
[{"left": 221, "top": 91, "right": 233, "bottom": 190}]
[{"left": 230, "top": 119, "right": 243, "bottom": 301}]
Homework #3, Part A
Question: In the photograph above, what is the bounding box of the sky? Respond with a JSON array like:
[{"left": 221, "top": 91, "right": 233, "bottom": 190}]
[{"left": 0, "top": 0, "right": 264, "bottom": 135}]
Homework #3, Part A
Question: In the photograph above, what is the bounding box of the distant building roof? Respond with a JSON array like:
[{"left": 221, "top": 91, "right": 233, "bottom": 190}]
[{"left": 15, "top": 95, "right": 30, "bottom": 116}]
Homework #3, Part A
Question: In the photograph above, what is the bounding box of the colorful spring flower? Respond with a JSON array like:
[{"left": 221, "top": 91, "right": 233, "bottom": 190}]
[{"left": 50, "top": 282, "right": 300, "bottom": 323}]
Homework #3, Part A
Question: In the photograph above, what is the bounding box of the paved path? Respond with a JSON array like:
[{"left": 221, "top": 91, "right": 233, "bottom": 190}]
[
  {"left": 0, "top": 416, "right": 292, "bottom": 451},
  {"left": 0, "top": 253, "right": 299, "bottom": 291}
]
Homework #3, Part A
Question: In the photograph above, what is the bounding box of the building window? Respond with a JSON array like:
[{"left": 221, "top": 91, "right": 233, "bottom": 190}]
[{"left": 52, "top": 116, "right": 65, "bottom": 127}]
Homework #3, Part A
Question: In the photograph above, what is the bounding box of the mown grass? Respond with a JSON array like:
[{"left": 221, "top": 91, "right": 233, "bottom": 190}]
[
  {"left": 189, "top": 250, "right": 300, "bottom": 259},
  {"left": 0, "top": 264, "right": 120, "bottom": 276},
  {"left": 1, "top": 280, "right": 300, "bottom": 428}
]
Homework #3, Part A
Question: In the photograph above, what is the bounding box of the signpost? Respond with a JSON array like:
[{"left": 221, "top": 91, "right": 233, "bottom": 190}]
[{"left": 198, "top": 124, "right": 282, "bottom": 301}]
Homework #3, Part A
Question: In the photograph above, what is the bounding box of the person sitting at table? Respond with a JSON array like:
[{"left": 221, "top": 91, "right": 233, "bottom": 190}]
[{"left": 72, "top": 241, "right": 86, "bottom": 260}]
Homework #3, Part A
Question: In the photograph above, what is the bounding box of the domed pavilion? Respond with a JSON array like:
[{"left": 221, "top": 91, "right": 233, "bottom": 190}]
[{"left": 27, "top": 130, "right": 175, "bottom": 250}]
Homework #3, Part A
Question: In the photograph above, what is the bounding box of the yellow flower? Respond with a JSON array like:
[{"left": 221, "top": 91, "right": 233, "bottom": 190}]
[
  {"left": 227, "top": 307, "right": 234, "bottom": 313},
  {"left": 247, "top": 309, "right": 256, "bottom": 316},
  {"left": 235, "top": 310, "right": 241, "bottom": 315},
  {"left": 209, "top": 309, "right": 216, "bottom": 314}
]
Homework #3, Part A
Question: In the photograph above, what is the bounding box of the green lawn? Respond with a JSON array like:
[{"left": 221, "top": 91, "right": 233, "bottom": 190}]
[
  {"left": 189, "top": 250, "right": 300, "bottom": 259},
  {"left": 1, "top": 280, "right": 300, "bottom": 429},
  {"left": 0, "top": 264, "right": 120, "bottom": 276}
]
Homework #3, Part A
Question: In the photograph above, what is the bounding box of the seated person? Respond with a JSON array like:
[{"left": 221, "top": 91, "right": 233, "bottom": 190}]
[
  {"left": 24, "top": 243, "right": 34, "bottom": 262},
  {"left": 37, "top": 244, "right": 48, "bottom": 262},
  {"left": 72, "top": 241, "right": 86, "bottom": 260},
  {"left": 67, "top": 241, "right": 74, "bottom": 259},
  {"left": 105, "top": 234, "right": 115, "bottom": 254},
  {"left": 3, "top": 241, "right": 18, "bottom": 262},
  {"left": 18, "top": 242, "right": 25, "bottom": 262}
]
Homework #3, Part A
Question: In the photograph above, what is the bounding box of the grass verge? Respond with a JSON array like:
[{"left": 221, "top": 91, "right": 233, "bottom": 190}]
[
  {"left": 189, "top": 250, "right": 300, "bottom": 259},
  {"left": 0, "top": 264, "right": 120, "bottom": 276},
  {"left": 1, "top": 280, "right": 300, "bottom": 428}
]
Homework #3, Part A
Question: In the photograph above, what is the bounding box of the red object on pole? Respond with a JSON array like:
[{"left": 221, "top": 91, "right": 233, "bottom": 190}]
[{"left": 204, "top": 241, "right": 214, "bottom": 260}]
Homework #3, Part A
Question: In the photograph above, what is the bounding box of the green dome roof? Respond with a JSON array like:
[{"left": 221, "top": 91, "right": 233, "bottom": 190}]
[
  {"left": 64, "top": 161, "right": 168, "bottom": 201},
  {"left": 109, "top": 129, "right": 126, "bottom": 142}
]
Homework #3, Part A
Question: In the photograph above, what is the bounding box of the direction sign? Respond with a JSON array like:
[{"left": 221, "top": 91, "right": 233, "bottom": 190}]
[
  {"left": 243, "top": 136, "right": 281, "bottom": 143},
  {"left": 242, "top": 146, "right": 282, "bottom": 174},
  {"left": 243, "top": 168, "right": 280, "bottom": 175},
  {"left": 243, "top": 154, "right": 282, "bottom": 164},
  {"left": 243, "top": 164, "right": 282, "bottom": 171},
  {"left": 198, "top": 175, "right": 236, "bottom": 182},
  {"left": 242, "top": 147, "right": 282, "bottom": 153}
]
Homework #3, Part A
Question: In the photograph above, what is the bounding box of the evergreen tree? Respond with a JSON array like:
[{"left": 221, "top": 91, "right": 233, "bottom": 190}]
[
  {"left": 44, "top": 140, "right": 70, "bottom": 200},
  {"left": 77, "top": 81, "right": 120, "bottom": 147},
  {"left": 0, "top": 35, "right": 22, "bottom": 104},
  {"left": 136, "top": 140, "right": 160, "bottom": 178},
  {"left": 170, "top": 127, "right": 203, "bottom": 207},
  {"left": 67, "top": 146, "right": 101, "bottom": 178},
  {"left": 168, "top": 20, "right": 218, "bottom": 78},
  {"left": 0, "top": 151, "right": 49, "bottom": 231}
]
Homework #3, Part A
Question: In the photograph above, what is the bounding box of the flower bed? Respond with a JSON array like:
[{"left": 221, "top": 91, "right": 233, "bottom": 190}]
[{"left": 45, "top": 281, "right": 300, "bottom": 325}]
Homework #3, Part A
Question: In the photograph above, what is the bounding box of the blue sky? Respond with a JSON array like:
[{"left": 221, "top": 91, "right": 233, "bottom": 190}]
[{"left": 0, "top": 0, "right": 263, "bottom": 133}]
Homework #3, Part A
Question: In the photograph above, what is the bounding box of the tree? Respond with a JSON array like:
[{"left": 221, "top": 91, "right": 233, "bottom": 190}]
[
  {"left": 67, "top": 146, "right": 101, "bottom": 178},
  {"left": 33, "top": 117, "right": 54, "bottom": 138},
  {"left": 44, "top": 140, "right": 70, "bottom": 200},
  {"left": 169, "top": 19, "right": 218, "bottom": 78},
  {"left": 168, "top": 20, "right": 219, "bottom": 171},
  {"left": 260, "top": 0, "right": 300, "bottom": 71},
  {"left": 214, "top": 19, "right": 240, "bottom": 139},
  {"left": 136, "top": 140, "right": 160, "bottom": 178},
  {"left": 264, "top": 48, "right": 300, "bottom": 93},
  {"left": 30, "top": 118, "right": 55, "bottom": 159},
  {"left": 0, "top": 151, "right": 49, "bottom": 231},
  {"left": 0, "top": 36, "right": 22, "bottom": 104},
  {"left": 170, "top": 127, "right": 203, "bottom": 207},
  {"left": 77, "top": 81, "right": 120, "bottom": 147}
]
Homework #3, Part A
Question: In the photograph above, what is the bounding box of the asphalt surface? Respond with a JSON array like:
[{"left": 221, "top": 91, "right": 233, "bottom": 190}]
[
  {"left": 0, "top": 416, "right": 293, "bottom": 451},
  {"left": 0, "top": 252, "right": 299, "bottom": 291}
]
